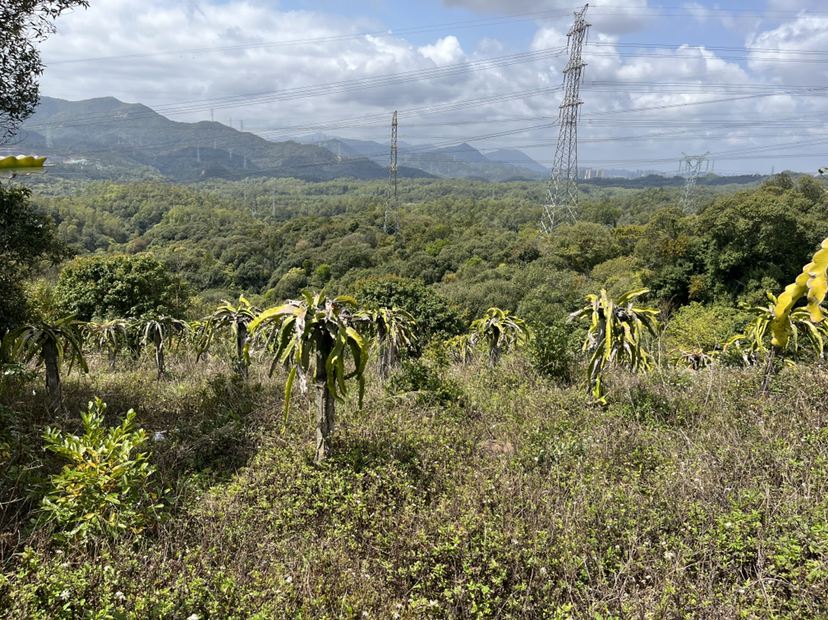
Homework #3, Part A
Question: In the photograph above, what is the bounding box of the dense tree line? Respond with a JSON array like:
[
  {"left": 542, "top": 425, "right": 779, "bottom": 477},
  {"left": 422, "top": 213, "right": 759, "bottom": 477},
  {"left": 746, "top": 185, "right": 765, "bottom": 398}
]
[{"left": 9, "top": 172, "right": 821, "bottom": 331}]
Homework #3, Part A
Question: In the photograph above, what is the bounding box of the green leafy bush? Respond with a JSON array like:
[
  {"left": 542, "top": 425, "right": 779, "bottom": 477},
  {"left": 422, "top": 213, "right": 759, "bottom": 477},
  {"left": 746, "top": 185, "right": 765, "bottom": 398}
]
[
  {"left": 387, "top": 359, "right": 465, "bottom": 408},
  {"left": 39, "top": 398, "right": 163, "bottom": 542},
  {"left": 666, "top": 301, "right": 746, "bottom": 352},
  {"left": 529, "top": 321, "right": 578, "bottom": 383},
  {"left": 54, "top": 253, "right": 189, "bottom": 321},
  {"left": 355, "top": 276, "right": 466, "bottom": 356}
]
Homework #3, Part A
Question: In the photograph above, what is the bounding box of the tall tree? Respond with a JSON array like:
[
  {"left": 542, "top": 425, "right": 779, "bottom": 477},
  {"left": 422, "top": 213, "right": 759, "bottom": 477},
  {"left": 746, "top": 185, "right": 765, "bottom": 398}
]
[
  {"left": 1, "top": 1, "right": 89, "bottom": 143},
  {"left": 0, "top": 185, "right": 69, "bottom": 335}
]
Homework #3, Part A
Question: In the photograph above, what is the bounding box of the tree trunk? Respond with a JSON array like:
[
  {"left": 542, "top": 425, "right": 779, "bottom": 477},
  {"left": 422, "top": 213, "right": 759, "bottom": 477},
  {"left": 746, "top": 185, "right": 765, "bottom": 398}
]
[
  {"left": 154, "top": 331, "right": 165, "bottom": 378},
  {"left": 489, "top": 343, "right": 501, "bottom": 366},
  {"left": 42, "top": 339, "right": 63, "bottom": 417},
  {"left": 378, "top": 324, "right": 390, "bottom": 380},
  {"left": 236, "top": 322, "right": 248, "bottom": 379},
  {"left": 314, "top": 339, "right": 335, "bottom": 463},
  {"left": 761, "top": 346, "right": 781, "bottom": 393}
]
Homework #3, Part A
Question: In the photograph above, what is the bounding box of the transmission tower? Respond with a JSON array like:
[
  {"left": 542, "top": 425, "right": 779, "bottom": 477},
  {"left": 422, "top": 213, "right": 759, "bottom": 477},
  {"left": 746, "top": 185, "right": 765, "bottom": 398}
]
[
  {"left": 540, "top": 4, "right": 590, "bottom": 234},
  {"left": 678, "top": 152, "right": 709, "bottom": 214},
  {"left": 384, "top": 110, "right": 399, "bottom": 234}
]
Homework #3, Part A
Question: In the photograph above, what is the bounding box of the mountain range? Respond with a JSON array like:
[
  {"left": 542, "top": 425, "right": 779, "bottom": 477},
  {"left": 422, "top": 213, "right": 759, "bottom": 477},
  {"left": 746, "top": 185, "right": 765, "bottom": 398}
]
[
  {"left": 301, "top": 136, "right": 549, "bottom": 181},
  {"left": 6, "top": 97, "right": 548, "bottom": 183}
]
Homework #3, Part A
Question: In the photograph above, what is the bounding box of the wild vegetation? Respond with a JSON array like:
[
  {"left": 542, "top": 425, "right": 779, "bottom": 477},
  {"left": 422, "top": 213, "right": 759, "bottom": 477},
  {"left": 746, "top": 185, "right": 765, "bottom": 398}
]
[{"left": 1, "top": 170, "right": 828, "bottom": 617}]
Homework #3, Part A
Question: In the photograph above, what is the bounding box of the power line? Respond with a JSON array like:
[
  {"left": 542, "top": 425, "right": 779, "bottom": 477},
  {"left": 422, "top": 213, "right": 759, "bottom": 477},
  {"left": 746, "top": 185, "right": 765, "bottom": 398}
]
[
  {"left": 44, "top": 8, "right": 576, "bottom": 66},
  {"left": 28, "top": 46, "right": 569, "bottom": 133}
]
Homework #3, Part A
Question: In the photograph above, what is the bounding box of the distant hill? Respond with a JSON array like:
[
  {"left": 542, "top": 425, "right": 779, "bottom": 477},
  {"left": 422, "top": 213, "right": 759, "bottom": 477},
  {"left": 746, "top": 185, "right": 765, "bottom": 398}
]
[
  {"left": 297, "top": 135, "right": 548, "bottom": 182},
  {"left": 397, "top": 144, "right": 546, "bottom": 182},
  {"left": 580, "top": 173, "right": 767, "bottom": 189},
  {"left": 485, "top": 149, "right": 549, "bottom": 174},
  {"left": 429, "top": 143, "right": 491, "bottom": 165},
  {"left": 11, "top": 97, "right": 435, "bottom": 183}
]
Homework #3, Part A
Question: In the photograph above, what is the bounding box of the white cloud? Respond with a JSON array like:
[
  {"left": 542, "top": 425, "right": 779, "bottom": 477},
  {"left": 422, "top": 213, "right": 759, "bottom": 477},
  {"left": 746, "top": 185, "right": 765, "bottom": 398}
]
[
  {"left": 22, "top": 0, "right": 828, "bottom": 174},
  {"left": 764, "top": 0, "right": 816, "bottom": 11},
  {"left": 438, "top": 0, "right": 565, "bottom": 14},
  {"left": 419, "top": 36, "right": 465, "bottom": 65},
  {"left": 746, "top": 15, "right": 828, "bottom": 84},
  {"left": 683, "top": 2, "right": 710, "bottom": 24},
  {"left": 40, "top": 1, "right": 473, "bottom": 122}
]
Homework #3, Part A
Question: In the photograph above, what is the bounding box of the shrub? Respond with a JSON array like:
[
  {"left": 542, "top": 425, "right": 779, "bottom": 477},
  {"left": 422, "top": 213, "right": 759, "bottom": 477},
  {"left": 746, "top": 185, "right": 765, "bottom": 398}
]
[
  {"left": 666, "top": 302, "right": 746, "bottom": 352},
  {"left": 386, "top": 359, "right": 465, "bottom": 408},
  {"left": 355, "top": 276, "right": 466, "bottom": 356},
  {"left": 54, "top": 254, "right": 189, "bottom": 321},
  {"left": 529, "top": 321, "right": 578, "bottom": 383},
  {"left": 39, "top": 398, "right": 163, "bottom": 542}
]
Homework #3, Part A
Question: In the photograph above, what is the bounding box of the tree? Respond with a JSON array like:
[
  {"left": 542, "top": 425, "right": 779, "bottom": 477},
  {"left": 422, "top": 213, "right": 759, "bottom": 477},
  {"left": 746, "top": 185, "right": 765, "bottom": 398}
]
[
  {"left": 1, "top": 1, "right": 89, "bottom": 143},
  {"left": 2, "top": 315, "right": 88, "bottom": 416},
  {"left": 547, "top": 221, "right": 621, "bottom": 274},
  {"left": 568, "top": 288, "right": 659, "bottom": 404},
  {"left": 248, "top": 291, "right": 367, "bottom": 462},
  {"left": 470, "top": 307, "right": 529, "bottom": 366},
  {"left": 55, "top": 254, "right": 189, "bottom": 321},
  {"left": 697, "top": 185, "right": 828, "bottom": 300},
  {"left": 0, "top": 185, "right": 69, "bottom": 334}
]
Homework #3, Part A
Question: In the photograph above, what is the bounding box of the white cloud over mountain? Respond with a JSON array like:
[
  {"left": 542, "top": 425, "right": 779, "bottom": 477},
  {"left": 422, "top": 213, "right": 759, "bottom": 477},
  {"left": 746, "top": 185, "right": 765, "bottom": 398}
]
[{"left": 30, "top": 0, "right": 828, "bottom": 174}]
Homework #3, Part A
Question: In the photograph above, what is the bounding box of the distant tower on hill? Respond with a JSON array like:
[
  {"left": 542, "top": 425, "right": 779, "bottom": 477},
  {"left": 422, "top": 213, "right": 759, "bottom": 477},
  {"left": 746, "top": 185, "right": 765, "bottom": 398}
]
[{"left": 540, "top": 4, "right": 590, "bottom": 234}]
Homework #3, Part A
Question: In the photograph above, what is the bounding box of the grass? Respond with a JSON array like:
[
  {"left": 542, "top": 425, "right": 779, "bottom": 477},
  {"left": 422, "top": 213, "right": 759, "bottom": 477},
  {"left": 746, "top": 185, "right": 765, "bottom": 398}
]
[{"left": 2, "top": 347, "right": 828, "bottom": 618}]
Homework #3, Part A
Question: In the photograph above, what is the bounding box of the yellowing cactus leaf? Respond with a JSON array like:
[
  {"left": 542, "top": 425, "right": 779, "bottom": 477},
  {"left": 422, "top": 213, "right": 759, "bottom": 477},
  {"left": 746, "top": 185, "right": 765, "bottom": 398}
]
[
  {"left": 805, "top": 239, "right": 828, "bottom": 321},
  {"left": 771, "top": 237, "right": 828, "bottom": 349}
]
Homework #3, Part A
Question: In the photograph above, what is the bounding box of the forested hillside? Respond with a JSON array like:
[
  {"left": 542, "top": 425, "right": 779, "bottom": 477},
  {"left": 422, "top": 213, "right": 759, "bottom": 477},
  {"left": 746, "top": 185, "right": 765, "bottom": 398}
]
[
  {"left": 25, "top": 171, "right": 827, "bottom": 321},
  {"left": 15, "top": 97, "right": 436, "bottom": 183}
]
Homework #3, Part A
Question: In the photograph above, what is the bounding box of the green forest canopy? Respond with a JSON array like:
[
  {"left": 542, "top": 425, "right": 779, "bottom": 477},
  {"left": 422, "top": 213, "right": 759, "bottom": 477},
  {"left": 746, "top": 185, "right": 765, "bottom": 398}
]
[{"left": 19, "top": 171, "right": 828, "bottom": 328}]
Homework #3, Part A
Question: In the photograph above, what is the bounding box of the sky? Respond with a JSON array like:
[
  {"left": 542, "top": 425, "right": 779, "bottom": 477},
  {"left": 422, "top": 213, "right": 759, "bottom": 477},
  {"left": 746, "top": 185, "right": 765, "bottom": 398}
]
[{"left": 33, "top": 0, "right": 828, "bottom": 176}]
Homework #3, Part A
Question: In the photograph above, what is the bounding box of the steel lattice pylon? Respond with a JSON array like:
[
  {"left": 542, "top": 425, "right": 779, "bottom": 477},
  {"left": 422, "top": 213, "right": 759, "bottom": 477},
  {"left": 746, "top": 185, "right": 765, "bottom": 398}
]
[
  {"left": 384, "top": 110, "right": 399, "bottom": 234},
  {"left": 678, "top": 151, "right": 709, "bottom": 214},
  {"left": 541, "top": 4, "right": 590, "bottom": 234}
]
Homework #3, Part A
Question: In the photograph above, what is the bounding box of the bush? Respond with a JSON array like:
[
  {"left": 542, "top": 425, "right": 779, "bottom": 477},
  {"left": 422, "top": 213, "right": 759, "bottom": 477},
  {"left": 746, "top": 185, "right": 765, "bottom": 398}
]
[
  {"left": 355, "top": 275, "right": 466, "bottom": 355},
  {"left": 39, "top": 399, "right": 163, "bottom": 542},
  {"left": 386, "top": 359, "right": 466, "bottom": 408},
  {"left": 54, "top": 254, "right": 189, "bottom": 321},
  {"left": 529, "top": 321, "right": 578, "bottom": 384},
  {"left": 666, "top": 302, "right": 746, "bottom": 352}
]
